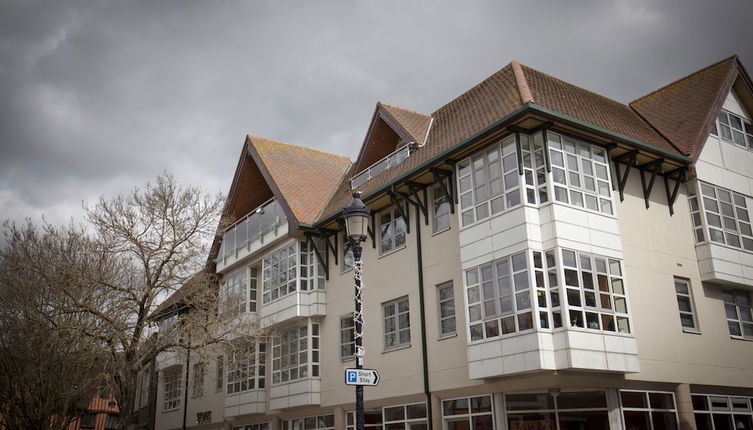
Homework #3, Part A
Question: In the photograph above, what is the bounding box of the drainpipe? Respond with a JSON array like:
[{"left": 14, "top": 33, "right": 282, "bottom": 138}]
[
  {"left": 182, "top": 340, "right": 191, "bottom": 430},
  {"left": 413, "top": 203, "right": 434, "bottom": 430}
]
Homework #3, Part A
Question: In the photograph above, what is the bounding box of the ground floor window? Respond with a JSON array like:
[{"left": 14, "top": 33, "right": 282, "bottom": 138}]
[
  {"left": 346, "top": 410, "right": 383, "bottom": 430},
  {"left": 620, "top": 390, "right": 678, "bottom": 430},
  {"left": 232, "top": 424, "right": 270, "bottom": 430},
  {"left": 693, "top": 394, "right": 753, "bottom": 430},
  {"left": 443, "top": 395, "right": 494, "bottom": 430},
  {"left": 283, "top": 415, "right": 334, "bottom": 430},
  {"left": 383, "top": 403, "right": 428, "bottom": 430},
  {"left": 505, "top": 391, "right": 609, "bottom": 430}
]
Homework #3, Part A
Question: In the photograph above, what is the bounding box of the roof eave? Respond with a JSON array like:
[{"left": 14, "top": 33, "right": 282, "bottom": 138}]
[{"left": 314, "top": 102, "right": 691, "bottom": 227}]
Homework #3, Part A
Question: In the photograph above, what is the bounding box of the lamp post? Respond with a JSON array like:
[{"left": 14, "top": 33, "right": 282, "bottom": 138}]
[{"left": 343, "top": 191, "right": 370, "bottom": 430}]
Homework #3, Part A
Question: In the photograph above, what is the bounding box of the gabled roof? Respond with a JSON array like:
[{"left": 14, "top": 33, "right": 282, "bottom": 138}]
[
  {"left": 630, "top": 56, "right": 750, "bottom": 158},
  {"left": 317, "top": 60, "right": 688, "bottom": 223},
  {"left": 248, "top": 136, "right": 352, "bottom": 225},
  {"left": 519, "top": 63, "right": 679, "bottom": 155},
  {"left": 379, "top": 103, "right": 432, "bottom": 145},
  {"left": 149, "top": 271, "right": 210, "bottom": 320}
]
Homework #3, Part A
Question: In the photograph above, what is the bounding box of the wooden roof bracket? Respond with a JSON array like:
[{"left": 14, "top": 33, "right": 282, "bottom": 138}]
[
  {"left": 304, "top": 232, "right": 330, "bottom": 281},
  {"left": 638, "top": 158, "right": 664, "bottom": 209},
  {"left": 407, "top": 181, "right": 429, "bottom": 225},
  {"left": 430, "top": 168, "right": 455, "bottom": 213},
  {"left": 663, "top": 167, "right": 688, "bottom": 216},
  {"left": 388, "top": 186, "right": 411, "bottom": 233},
  {"left": 611, "top": 150, "right": 638, "bottom": 202}
]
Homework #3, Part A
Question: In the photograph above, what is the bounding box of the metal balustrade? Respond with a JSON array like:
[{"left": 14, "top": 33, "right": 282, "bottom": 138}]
[
  {"left": 350, "top": 144, "right": 412, "bottom": 189},
  {"left": 219, "top": 198, "right": 286, "bottom": 258}
]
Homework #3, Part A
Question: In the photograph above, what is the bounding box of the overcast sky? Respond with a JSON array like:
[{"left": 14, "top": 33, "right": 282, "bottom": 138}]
[{"left": 1, "top": 0, "right": 752, "bottom": 228}]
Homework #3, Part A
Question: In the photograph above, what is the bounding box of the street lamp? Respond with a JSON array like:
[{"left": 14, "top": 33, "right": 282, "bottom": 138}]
[{"left": 343, "top": 191, "right": 370, "bottom": 430}]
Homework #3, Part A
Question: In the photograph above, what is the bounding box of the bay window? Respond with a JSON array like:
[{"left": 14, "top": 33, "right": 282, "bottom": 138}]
[
  {"left": 227, "top": 342, "right": 266, "bottom": 394},
  {"left": 272, "top": 322, "right": 320, "bottom": 384},
  {"left": 221, "top": 266, "right": 258, "bottom": 316},
  {"left": 465, "top": 251, "right": 533, "bottom": 341},
  {"left": 457, "top": 135, "right": 520, "bottom": 227},
  {"left": 262, "top": 241, "right": 326, "bottom": 304},
  {"left": 464, "top": 248, "right": 631, "bottom": 341},
  {"left": 548, "top": 132, "right": 613, "bottom": 215},
  {"left": 691, "top": 182, "right": 753, "bottom": 251}
]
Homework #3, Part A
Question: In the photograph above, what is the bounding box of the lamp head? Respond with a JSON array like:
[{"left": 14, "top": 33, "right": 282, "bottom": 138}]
[{"left": 343, "top": 191, "right": 370, "bottom": 242}]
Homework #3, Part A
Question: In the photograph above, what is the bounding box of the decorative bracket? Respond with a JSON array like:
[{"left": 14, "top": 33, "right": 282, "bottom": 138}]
[
  {"left": 663, "top": 167, "right": 687, "bottom": 216},
  {"left": 430, "top": 168, "right": 455, "bottom": 213},
  {"left": 389, "top": 187, "right": 411, "bottom": 234},
  {"left": 612, "top": 150, "right": 638, "bottom": 202},
  {"left": 638, "top": 159, "right": 664, "bottom": 209}
]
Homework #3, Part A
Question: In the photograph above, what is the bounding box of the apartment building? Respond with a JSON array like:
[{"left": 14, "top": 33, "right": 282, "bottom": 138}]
[{"left": 151, "top": 56, "right": 753, "bottom": 430}]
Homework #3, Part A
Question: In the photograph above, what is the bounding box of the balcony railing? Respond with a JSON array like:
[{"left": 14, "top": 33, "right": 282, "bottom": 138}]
[
  {"left": 350, "top": 144, "right": 412, "bottom": 189},
  {"left": 219, "top": 198, "right": 286, "bottom": 259}
]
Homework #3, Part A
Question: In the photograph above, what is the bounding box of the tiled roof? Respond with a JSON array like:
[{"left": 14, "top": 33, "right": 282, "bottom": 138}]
[
  {"left": 630, "top": 56, "right": 739, "bottom": 156},
  {"left": 317, "top": 61, "right": 690, "bottom": 222},
  {"left": 149, "top": 271, "right": 207, "bottom": 320},
  {"left": 519, "top": 64, "right": 679, "bottom": 155},
  {"left": 318, "top": 63, "right": 525, "bottom": 220},
  {"left": 249, "top": 136, "right": 352, "bottom": 225},
  {"left": 379, "top": 103, "right": 432, "bottom": 145}
]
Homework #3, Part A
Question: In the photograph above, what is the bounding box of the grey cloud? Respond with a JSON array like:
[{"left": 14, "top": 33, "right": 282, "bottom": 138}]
[{"left": 0, "top": 0, "right": 752, "bottom": 226}]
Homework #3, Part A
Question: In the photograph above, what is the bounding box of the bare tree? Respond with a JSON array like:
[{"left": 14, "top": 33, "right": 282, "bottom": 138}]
[
  {"left": 1, "top": 172, "right": 263, "bottom": 429},
  {"left": 0, "top": 221, "right": 105, "bottom": 430}
]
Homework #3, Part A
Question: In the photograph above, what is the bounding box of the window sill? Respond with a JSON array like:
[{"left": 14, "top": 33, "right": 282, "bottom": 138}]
[
  {"left": 191, "top": 394, "right": 203, "bottom": 399},
  {"left": 432, "top": 226, "right": 450, "bottom": 236},
  {"left": 382, "top": 343, "right": 411, "bottom": 354},
  {"left": 438, "top": 332, "right": 457, "bottom": 341},
  {"left": 340, "top": 267, "right": 354, "bottom": 275},
  {"left": 730, "top": 335, "right": 753, "bottom": 342},
  {"left": 378, "top": 245, "right": 407, "bottom": 259},
  {"left": 162, "top": 407, "right": 180, "bottom": 413},
  {"left": 341, "top": 356, "right": 355, "bottom": 363},
  {"left": 682, "top": 328, "right": 702, "bottom": 335}
]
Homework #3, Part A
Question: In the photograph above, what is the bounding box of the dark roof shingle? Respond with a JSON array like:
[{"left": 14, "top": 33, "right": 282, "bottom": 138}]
[{"left": 630, "top": 56, "right": 739, "bottom": 155}]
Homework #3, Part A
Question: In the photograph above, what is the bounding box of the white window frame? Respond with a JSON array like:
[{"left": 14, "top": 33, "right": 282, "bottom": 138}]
[
  {"left": 227, "top": 342, "right": 266, "bottom": 394},
  {"left": 559, "top": 248, "right": 631, "bottom": 334},
  {"left": 548, "top": 132, "right": 614, "bottom": 215},
  {"left": 340, "top": 313, "right": 355, "bottom": 360},
  {"left": 722, "top": 289, "right": 753, "bottom": 339},
  {"left": 432, "top": 180, "right": 451, "bottom": 233},
  {"left": 465, "top": 251, "right": 533, "bottom": 342},
  {"left": 437, "top": 281, "right": 456, "bottom": 338},
  {"left": 383, "top": 296, "right": 410, "bottom": 350},
  {"left": 299, "top": 239, "right": 325, "bottom": 291},
  {"left": 674, "top": 277, "right": 699, "bottom": 331},
  {"left": 712, "top": 109, "right": 753, "bottom": 149},
  {"left": 271, "top": 321, "right": 320, "bottom": 384},
  {"left": 619, "top": 390, "right": 679, "bottom": 430},
  {"left": 692, "top": 393, "right": 753, "bottom": 430},
  {"left": 456, "top": 134, "right": 520, "bottom": 227},
  {"left": 162, "top": 366, "right": 182, "bottom": 411},
  {"left": 695, "top": 182, "right": 753, "bottom": 251},
  {"left": 262, "top": 243, "right": 298, "bottom": 304},
  {"left": 221, "top": 266, "right": 258, "bottom": 316},
  {"left": 346, "top": 410, "right": 383, "bottom": 430},
  {"left": 442, "top": 395, "right": 494, "bottom": 430},
  {"left": 383, "top": 402, "right": 428, "bottom": 429},
  {"left": 379, "top": 206, "right": 407, "bottom": 255}
]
